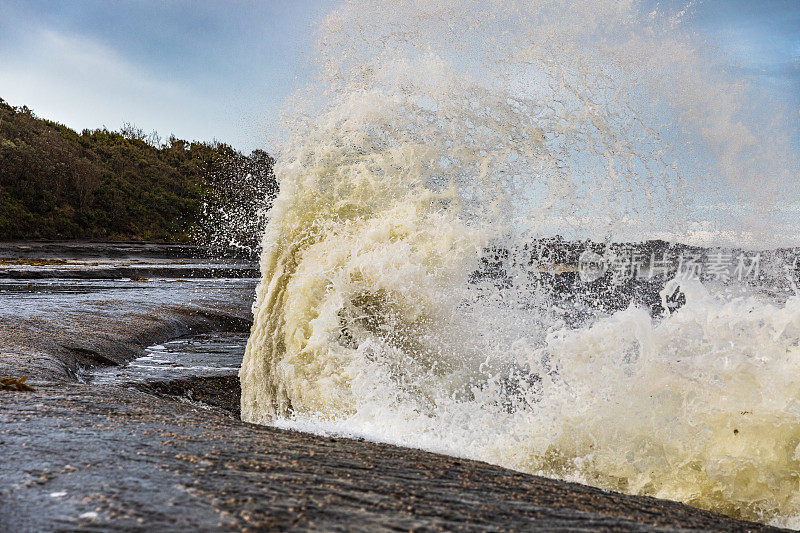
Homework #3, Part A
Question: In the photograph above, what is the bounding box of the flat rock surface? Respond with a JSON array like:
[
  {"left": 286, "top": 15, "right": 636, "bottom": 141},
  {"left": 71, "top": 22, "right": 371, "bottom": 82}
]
[
  {"left": 0, "top": 244, "right": 782, "bottom": 531},
  {"left": 2, "top": 382, "right": 780, "bottom": 532}
]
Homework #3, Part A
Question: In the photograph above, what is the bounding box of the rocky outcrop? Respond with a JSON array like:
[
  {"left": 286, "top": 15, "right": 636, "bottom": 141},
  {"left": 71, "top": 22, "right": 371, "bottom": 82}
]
[{"left": 0, "top": 247, "right": 784, "bottom": 531}]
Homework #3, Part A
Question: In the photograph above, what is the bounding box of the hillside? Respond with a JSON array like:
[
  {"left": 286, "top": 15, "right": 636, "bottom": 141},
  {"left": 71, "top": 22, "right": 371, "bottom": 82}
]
[{"left": 0, "top": 98, "right": 276, "bottom": 243}]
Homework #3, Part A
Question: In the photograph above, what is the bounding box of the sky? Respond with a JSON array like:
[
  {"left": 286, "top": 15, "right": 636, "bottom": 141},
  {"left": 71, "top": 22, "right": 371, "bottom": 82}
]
[
  {"left": 0, "top": 0, "right": 797, "bottom": 153},
  {"left": 0, "top": 0, "right": 338, "bottom": 152}
]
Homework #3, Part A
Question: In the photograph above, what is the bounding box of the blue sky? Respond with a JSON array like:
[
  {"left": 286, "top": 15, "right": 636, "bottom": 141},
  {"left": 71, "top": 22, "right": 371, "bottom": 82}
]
[
  {"left": 689, "top": 0, "right": 800, "bottom": 110},
  {"left": 0, "top": 0, "right": 338, "bottom": 151},
  {"left": 0, "top": 0, "right": 797, "bottom": 153}
]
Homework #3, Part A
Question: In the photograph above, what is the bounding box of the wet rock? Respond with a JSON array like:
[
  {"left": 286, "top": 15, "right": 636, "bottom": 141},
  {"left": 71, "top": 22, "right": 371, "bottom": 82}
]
[{"left": 0, "top": 245, "right": 784, "bottom": 531}]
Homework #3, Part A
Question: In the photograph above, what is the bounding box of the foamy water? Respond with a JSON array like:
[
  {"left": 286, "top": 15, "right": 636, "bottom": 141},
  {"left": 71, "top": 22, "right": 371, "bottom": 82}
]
[{"left": 240, "top": 0, "right": 800, "bottom": 526}]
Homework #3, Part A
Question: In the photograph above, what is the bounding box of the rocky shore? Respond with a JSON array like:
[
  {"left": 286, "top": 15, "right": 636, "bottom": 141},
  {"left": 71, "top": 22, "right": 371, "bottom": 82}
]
[{"left": 0, "top": 243, "right": 783, "bottom": 531}]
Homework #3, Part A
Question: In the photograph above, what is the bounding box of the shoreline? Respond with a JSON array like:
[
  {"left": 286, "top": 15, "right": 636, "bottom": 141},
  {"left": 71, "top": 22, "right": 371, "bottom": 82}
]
[{"left": 0, "top": 244, "right": 784, "bottom": 531}]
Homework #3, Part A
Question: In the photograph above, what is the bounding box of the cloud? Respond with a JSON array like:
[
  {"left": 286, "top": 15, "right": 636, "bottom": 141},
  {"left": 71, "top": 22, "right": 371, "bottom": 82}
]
[
  {"left": 0, "top": 1, "right": 337, "bottom": 151},
  {"left": 35, "top": 28, "right": 185, "bottom": 97},
  {"left": 0, "top": 25, "right": 229, "bottom": 144}
]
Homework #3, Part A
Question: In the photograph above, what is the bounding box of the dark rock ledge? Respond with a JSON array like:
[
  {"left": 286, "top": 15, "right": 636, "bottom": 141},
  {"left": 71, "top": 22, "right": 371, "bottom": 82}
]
[{"left": 0, "top": 289, "right": 783, "bottom": 532}]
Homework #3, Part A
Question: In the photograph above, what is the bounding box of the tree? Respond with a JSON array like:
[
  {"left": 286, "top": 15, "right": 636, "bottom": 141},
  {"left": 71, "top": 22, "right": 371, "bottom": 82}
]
[
  {"left": 72, "top": 157, "right": 99, "bottom": 208},
  {"left": 0, "top": 98, "right": 278, "bottom": 243}
]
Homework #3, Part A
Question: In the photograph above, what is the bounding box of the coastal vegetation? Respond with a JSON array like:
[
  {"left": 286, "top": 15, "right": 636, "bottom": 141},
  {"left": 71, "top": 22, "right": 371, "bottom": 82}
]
[{"left": 0, "top": 97, "right": 276, "bottom": 243}]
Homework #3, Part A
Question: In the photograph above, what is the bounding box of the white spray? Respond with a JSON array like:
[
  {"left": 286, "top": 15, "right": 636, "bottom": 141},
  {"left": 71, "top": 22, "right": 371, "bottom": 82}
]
[{"left": 241, "top": 0, "right": 800, "bottom": 525}]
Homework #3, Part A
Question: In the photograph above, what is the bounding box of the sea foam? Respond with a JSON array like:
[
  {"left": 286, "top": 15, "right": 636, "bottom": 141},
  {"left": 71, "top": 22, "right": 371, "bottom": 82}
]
[{"left": 241, "top": 1, "right": 800, "bottom": 524}]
